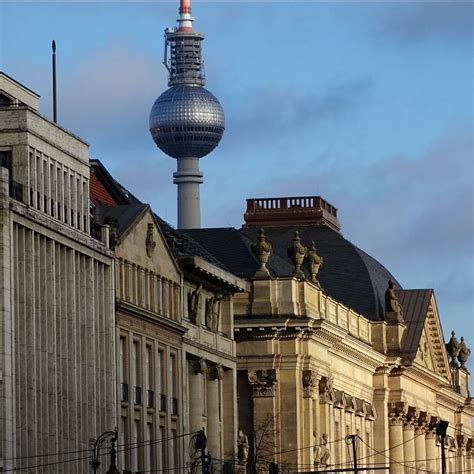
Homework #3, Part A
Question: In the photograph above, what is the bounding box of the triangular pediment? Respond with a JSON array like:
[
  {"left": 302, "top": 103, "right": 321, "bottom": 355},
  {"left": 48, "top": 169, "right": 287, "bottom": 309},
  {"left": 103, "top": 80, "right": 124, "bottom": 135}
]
[
  {"left": 117, "top": 207, "right": 181, "bottom": 282},
  {"left": 398, "top": 290, "right": 451, "bottom": 380}
]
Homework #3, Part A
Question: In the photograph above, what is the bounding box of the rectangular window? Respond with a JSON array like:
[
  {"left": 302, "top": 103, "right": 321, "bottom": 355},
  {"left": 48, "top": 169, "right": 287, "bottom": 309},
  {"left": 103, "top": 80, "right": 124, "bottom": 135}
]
[
  {"left": 133, "top": 420, "right": 140, "bottom": 473},
  {"left": 157, "top": 349, "right": 164, "bottom": 403},
  {"left": 146, "top": 423, "right": 153, "bottom": 471},
  {"left": 132, "top": 340, "right": 141, "bottom": 404},
  {"left": 119, "top": 417, "right": 127, "bottom": 470},
  {"left": 170, "top": 353, "right": 178, "bottom": 415},
  {"left": 145, "top": 345, "right": 154, "bottom": 408},
  {"left": 158, "top": 426, "right": 165, "bottom": 471}
]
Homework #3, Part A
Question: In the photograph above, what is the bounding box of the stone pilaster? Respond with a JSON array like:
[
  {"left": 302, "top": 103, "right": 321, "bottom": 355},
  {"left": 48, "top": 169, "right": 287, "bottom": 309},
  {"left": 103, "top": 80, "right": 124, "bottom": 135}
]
[
  {"left": 207, "top": 364, "right": 224, "bottom": 459},
  {"left": 0, "top": 167, "right": 14, "bottom": 471},
  {"left": 425, "top": 416, "right": 439, "bottom": 473},
  {"left": 248, "top": 369, "right": 278, "bottom": 463},
  {"left": 414, "top": 412, "right": 427, "bottom": 472},
  {"left": 301, "top": 370, "right": 318, "bottom": 467},
  {"left": 388, "top": 402, "right": 405, "bottom": 474},
  {"left": 402, "top": 407, "right": 417, "bottom": 474},
  {"left": 189, "top": 358, "right": 208, "bottom": 433}
]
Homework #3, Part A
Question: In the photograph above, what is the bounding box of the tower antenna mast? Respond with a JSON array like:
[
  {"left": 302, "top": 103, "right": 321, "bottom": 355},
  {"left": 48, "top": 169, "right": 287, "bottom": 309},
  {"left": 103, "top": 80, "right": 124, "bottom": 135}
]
[
  {"left": 149, "top": 0, "right": 225, "bottom": 229},
  {"left": 52, "top": 40, "right": 57, "bottom": 123}
]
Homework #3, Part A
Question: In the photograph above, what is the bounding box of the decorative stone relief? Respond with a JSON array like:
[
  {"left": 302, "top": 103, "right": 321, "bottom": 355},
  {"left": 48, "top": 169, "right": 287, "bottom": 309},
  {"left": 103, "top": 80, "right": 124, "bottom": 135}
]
[
  {"left": 314, "top": 433, "right": 330, "bottom": 467},
  {"left": 307, "top": 240, "right": 323, "bottom": 286},
  {"left": 248, "top": 369, "right": 277, "bottom": 397},
  {"left": 205, "top": 293, "right": 223, "bottom": 332},
  {"left": 188, "top": 284, "right": 202, "bottom": 324},
  {"left": 208, "top": 364, "right": 224, "bottom": 381},
  {"left": 145, "top": 223, "right": 156, "bottom": 257},
  {"left": 318, "top": 375, "right": 335, "bottom": 404},
  {"left": 287, "top": 231, "right": 307, "bottom": 278},
  {"left": 191, "top": 357, "right": 208, "bottom": 375},
  {"left": 385, "top": 279, "right": 403, "bottom": 323},
  {"left": 251, "top": 228, "right": 273, "bottom": 277},
  {"left": 302, "top": 370, "right": 318, "bottom": 398},
  {"left": 388, "top": 402, "right": 406, "bottom": 426}
]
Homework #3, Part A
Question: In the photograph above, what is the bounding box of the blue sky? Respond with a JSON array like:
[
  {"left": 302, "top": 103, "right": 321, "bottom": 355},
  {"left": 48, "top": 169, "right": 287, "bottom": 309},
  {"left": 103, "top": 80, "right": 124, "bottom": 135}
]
[{"left": 1, "top": 1, "right": 473, "bottom": 353}]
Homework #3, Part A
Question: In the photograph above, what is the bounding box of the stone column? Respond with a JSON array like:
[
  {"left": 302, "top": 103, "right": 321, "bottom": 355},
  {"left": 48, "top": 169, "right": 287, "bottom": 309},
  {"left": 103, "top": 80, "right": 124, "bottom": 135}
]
[
  {"left": 388, "top": 402, "right": 405, "bottom": 474},
  {"left": 189, "top": 358, "right": 207, "bottom": 433},
  {"left": 403, "top": 407, "right": 417, "bottom": 473},
  {"left": 302, "top": 370, "right": 318, "bottom": 468},
  {"left": 414, "top": 412, "right": 427, "bottom": 472},
  {"left": 456, "top": 438, "right": 466, "bottom": 474},
  {"left": 318, "top": 375, "right": 334, "bottom": 468},
  {"left": 425, "top": 416, "right": 439, "bottom": 473},
  {"left": 207, "top": 364, "right": 224, "bottom": 460},
  {"left": 466, "top": 439, "right": 472, "bottom": 473},
  {"left": 248, "top": 369, "right": 278, "bottom": 464}
]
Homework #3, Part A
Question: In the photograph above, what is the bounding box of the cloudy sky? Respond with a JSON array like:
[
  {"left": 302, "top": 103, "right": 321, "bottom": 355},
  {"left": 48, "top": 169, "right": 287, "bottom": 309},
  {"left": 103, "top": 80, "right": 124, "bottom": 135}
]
[{"left": 1, "top": 1, "right": 473, "bottom": 350}]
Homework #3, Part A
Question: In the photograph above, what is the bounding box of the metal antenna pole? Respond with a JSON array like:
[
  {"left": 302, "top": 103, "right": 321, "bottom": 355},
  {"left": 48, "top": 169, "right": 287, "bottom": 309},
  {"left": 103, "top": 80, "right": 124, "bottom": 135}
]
[{"left": 51, "top": 40, "right": 57, "bottom": 123}]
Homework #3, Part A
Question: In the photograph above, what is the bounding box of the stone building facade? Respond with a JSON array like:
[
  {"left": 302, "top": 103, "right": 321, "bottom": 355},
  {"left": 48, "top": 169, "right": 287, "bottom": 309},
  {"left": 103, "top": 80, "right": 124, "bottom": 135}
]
[
  {"left": 90, "top": 160, "right": 247, "bottom": 473},
  {"left": 0, "top": 73, "right": 116, "bottom": 472},
  {"left": 186, "top": 196, "right": 473, "bottom": 474}
]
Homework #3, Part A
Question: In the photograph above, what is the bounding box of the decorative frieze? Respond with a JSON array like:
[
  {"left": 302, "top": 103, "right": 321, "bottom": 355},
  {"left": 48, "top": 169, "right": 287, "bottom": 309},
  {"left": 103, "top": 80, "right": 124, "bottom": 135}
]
[
  {"left": 302, "top": 370, "right": 318, "bottom": 398},
  {"left": 248, "top": 369, "right": 277, "bottom": 397}
]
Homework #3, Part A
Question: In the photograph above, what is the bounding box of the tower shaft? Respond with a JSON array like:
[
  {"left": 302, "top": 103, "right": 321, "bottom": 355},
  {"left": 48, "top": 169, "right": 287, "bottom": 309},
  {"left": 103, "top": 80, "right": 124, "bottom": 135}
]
[{"left": 173, "top": 157, "right": 203, "bottom": 229}]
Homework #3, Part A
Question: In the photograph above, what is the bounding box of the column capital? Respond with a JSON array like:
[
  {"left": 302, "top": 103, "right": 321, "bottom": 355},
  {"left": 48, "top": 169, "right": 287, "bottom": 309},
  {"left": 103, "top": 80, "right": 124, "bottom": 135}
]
[
  {"left": 191, "top": 357, "right": 208, "bottom": 375},
  {"left": 388, "top": 401, "right": 406, "bottom": 426},
  {"left": 403, "top": 406, "right": 419, "bottom": 431},
  {"left": 248, "top": 369, "right": 277, "bottom": 397},
  {"left": 302, "top": 369, "right": 318, "bottom": 399},
  {"left": 208, "top": 364, "right": 224, "bottom": 381},
  {"left": 425, "top": 415, "right": 439, "bottom": 439},
  {"left": 319, "top": 375, "right": 335, "bottom": 404}
]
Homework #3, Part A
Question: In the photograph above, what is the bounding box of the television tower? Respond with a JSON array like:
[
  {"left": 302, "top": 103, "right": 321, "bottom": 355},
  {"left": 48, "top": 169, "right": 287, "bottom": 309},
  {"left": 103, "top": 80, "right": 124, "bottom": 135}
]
[{"left": 149, "top": 0, "right": 225, "bottom": 229}]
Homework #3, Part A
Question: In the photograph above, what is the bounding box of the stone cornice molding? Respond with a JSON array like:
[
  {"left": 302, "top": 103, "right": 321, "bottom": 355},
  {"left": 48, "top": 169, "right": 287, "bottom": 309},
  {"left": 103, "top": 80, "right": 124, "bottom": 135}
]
[
  {"left": 248, "top": 369, "right": 277, "bottom": 397},
  {"left": 11, "top": 202, "right": 113, "bottom": 259}
]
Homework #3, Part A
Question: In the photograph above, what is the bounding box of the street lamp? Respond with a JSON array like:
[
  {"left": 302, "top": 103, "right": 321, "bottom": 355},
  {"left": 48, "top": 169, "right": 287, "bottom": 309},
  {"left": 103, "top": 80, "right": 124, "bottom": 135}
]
[{"left": 90, "top": 428, "right": 120, "bottom": 474}]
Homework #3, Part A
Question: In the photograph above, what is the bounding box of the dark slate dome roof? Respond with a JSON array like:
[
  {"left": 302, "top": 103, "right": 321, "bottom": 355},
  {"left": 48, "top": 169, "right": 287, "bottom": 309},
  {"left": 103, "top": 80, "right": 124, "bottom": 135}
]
[{"left": 184, "top": 225, "right": 401, "bottom": 321}]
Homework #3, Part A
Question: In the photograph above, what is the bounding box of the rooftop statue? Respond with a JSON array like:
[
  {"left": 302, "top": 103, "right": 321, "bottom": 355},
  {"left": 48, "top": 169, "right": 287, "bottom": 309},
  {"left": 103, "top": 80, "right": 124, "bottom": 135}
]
[
  {"left": 385, "top": 279, "right": 403, "bottom": 322},
  {"left": 287, "top": 231, "right": 307, "bottom": 278},
  {"left": 448, "top": 332, "right": 471, "bottom": 369},
  {"left": 458, "top": 337, "right": 471, "bottom": 369},
  {"left": 251, "top": 228, "right": 273, "bottom": 277},
  {"left": 307, "top": 240, "right": 323, "bottom": 287}
]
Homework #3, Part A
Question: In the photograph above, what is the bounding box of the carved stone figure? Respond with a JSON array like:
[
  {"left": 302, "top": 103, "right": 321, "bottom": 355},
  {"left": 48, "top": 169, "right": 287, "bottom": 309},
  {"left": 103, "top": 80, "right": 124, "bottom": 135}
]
[
  {"left": 314, "top": 433, "right": 330, "bottom": 467},
  {"left": 302, "top": 370, "right": 318, "bottom": 398},
  {"left": 287, "top": 231, "right": 307, "bottom": 278},
  {"left": 307, "top": 241, "right": 323, "bottom": 286},
  {"left": 446, "top": 331, "right": 461, "bottom": 366},
  {"left": 205, "top": 294, "right": 223, "bottom": 331},
  {"left": 145, "top": 223, "right": 156, "bottom": 257},
  {"left": 251, "top": 228, "right": 273, "bottom": 277},
  {"left": 188, "top": 284, "right": 202, "bottom": 324},
  {"left": 384, "top": 279, "right": 403, "bottom": 322},
  {"left": 458, "top": 337, "right": 471, "bottom": 369},
  {"left": 237, "top": 429, "right": 249, "bottom": 463}
]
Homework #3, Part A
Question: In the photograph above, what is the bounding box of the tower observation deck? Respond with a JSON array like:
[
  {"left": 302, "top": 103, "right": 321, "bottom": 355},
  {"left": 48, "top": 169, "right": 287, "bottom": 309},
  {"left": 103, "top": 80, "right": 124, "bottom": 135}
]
[{"left": 149, "top": 0, "right": 225, "bottom": 229}]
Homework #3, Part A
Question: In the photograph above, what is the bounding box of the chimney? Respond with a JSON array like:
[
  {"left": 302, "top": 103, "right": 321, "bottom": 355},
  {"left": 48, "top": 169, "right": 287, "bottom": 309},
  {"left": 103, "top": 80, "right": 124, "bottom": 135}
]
[{"left": 243, "top": 195, "right": 341, "bottom": 231}]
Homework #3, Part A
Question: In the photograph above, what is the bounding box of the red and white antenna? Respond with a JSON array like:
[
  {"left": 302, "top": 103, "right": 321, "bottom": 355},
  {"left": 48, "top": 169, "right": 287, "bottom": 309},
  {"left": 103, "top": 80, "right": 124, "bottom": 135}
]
[{"left": 178, "top": 0, "right": 193, "bottom": 32}]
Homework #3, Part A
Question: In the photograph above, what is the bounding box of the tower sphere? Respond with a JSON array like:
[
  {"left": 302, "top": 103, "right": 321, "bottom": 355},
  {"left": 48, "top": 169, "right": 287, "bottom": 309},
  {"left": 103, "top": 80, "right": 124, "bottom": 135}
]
[{"left": 149, "top": 84, "right": 225, "bottom": 159}]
